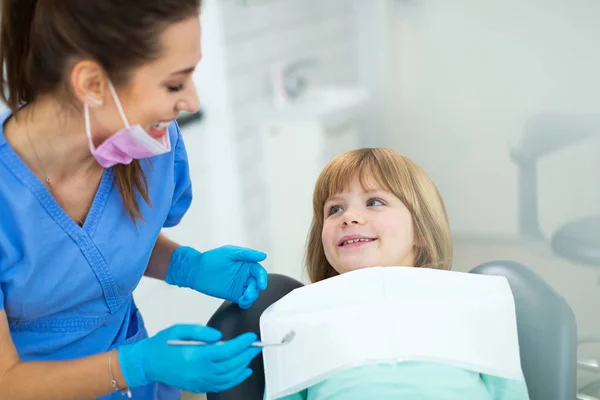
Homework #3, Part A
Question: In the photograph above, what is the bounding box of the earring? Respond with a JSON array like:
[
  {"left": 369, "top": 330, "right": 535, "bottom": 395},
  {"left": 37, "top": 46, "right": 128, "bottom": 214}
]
[{"left": 86, "top": 94, "right": 103, "bottom": 106}]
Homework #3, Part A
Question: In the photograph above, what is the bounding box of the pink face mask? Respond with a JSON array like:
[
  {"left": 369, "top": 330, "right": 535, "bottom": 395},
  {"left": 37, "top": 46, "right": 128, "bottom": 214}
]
[{"left": 84, "top": 81, "right": 171, "bottom": 168}]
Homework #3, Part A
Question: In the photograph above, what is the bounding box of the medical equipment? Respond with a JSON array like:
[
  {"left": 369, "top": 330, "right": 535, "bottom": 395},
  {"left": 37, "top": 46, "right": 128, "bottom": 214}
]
[
  {"left": 259, "top": 267, "right": 524, "bottom": 400},
  {"left": 510, "top": 113, "right": 600, "bottom": 265},
  {"left": 510, "top": 113, "right": 600, "bottom": 398},
  {"left": 167, "top": 331, "right": 295, "bottom": 348},
  {"left": 203, "top": 260, "right": 577, "bottom": 400}
]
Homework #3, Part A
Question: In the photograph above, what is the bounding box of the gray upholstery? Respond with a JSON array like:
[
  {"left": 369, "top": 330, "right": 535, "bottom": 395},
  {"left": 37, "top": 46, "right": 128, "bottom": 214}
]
[
  {"left": 206, "top": 262, "right": 578, "bottom": 400},
  {"left": 470, "top": 260, "right": 578, "bottom": 400}
]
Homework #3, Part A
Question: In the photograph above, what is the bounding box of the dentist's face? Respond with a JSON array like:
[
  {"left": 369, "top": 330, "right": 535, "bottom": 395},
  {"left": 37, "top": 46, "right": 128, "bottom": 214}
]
[
  {"left": 321, "top": 174, "right": 416, "bottom": 275},
  {"left": 91, "top": 16, "right": 202, "bottom": 143}
]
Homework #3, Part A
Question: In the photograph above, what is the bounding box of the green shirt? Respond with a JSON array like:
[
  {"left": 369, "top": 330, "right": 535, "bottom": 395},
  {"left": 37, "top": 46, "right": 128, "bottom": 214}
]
[{"left": 270, "top": 362, "right": 529, "bottom": 400}]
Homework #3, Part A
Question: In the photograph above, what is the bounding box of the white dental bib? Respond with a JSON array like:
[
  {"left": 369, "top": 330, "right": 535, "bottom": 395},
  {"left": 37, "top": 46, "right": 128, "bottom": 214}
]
[{"left": 260, "top": 267, "right": 524, "bottom": 400}]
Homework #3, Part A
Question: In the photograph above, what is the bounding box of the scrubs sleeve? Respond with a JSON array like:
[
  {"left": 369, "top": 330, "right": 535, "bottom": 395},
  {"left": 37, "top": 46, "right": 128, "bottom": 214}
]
[
  {"left": 164, "top": 121, "right": 193, "bottom": 228},
  {"left": 0, "top": 284, "right": 4, "bottom": 310}
]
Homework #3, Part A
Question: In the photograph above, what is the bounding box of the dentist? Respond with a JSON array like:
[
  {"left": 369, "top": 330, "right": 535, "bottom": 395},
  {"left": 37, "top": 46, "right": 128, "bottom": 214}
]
[{"left": 0, "top": 1, "right": 267, "bottom": 399}]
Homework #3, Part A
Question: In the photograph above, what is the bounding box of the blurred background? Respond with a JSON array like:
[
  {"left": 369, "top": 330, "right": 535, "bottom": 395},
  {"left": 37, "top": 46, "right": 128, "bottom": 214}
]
[{"left": 123, "top": 0, "right": 599, "bottom": 396}]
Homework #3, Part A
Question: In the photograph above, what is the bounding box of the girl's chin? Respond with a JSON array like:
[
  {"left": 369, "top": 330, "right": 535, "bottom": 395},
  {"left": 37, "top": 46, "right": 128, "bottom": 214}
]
[
  {"left": 336, "top": 263, "right": 415, "bottom": 274},
  {"left": 336, "top": 263, "right": 377, "bottom": 274}
]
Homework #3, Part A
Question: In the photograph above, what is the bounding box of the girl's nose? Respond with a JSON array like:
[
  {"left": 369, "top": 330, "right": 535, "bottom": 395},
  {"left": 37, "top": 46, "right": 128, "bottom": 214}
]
[{"left": 340, "top": 210, "right": 366, "bottom": 227}]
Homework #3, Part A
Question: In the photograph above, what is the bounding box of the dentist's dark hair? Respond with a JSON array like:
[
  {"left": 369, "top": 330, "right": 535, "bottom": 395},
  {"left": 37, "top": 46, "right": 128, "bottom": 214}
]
[{"left": 0, "top": 0, "right": 202, "bottom": 220}]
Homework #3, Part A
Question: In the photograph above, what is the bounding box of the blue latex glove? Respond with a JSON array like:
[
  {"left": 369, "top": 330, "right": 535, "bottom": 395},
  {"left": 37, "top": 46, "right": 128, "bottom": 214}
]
[
  {"left": 118, "top": 324, "right": 262, "bottom": 393},
  {"left": 166, "top": 245, "right": 268, "bottom": 309}
]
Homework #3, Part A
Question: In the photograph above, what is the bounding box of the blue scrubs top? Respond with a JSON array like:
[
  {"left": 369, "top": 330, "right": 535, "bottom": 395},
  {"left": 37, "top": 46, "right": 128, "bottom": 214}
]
[{"left": 0, "top": 111, "right": 193, "bottom": 399}]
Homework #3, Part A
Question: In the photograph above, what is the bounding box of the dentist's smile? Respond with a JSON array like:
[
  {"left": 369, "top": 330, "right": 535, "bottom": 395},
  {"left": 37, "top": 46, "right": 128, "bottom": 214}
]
[{"left": 148, "top": 120, "right": 172, "bottom": 138}]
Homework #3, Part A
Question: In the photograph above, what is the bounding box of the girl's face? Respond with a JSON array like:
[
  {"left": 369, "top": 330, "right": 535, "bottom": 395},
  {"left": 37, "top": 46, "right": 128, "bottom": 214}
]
[{"left": 321, "top": 173, "right": 416, "bottom": 275}]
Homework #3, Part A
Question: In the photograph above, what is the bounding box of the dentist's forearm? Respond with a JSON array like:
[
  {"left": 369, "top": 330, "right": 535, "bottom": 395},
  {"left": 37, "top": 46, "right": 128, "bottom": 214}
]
[
  {"left": 145, "top": 233, "right": 180, "bottom": 280},
  {"left": 0, "top": 350, "right": 128, "bottom": 400}
]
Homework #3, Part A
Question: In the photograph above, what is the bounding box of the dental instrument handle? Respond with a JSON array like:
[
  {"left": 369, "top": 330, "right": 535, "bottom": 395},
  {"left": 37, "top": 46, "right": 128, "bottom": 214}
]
[{"left": 166, "top": 339, "right": 280, "bottom": 348}]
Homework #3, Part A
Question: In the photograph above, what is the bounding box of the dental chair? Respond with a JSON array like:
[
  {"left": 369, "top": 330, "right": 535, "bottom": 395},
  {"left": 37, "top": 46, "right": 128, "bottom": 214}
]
[
  {"left": 205, "top": 260, "right": 577, "bottom": 400},
  {"left": 510, "top": 113, "right": 600, "bottom": 397},
  {"left": 510, "top": 113, "right": 600, "bottom": 265}
]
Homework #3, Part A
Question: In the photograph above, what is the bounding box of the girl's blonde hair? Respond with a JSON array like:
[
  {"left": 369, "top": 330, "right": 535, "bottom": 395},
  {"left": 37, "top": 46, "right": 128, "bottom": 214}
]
[{"left": 305, "top": 148, "right": 453, "bottom": 283}]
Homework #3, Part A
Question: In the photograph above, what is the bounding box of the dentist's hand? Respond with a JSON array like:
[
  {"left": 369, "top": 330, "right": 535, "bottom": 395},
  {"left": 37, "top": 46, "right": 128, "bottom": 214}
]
[
  {"left": 165, "top": 245, "right": 268, "bottom": 308},
  {"left": 118, "top": 324, "right": 262, "bottom": 394}
]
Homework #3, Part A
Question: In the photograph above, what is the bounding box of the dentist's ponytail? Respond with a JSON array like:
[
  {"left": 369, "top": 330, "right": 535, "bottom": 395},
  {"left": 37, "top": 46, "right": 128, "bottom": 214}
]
[{"left": 0, "top": 0, "right": 38, "bottom": 112}]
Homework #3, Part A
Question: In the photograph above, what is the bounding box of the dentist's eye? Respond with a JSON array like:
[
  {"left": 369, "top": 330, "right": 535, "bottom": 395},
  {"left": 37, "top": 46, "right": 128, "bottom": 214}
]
[
  {"left": 328, "top": 205, "right": 343, "bottom": 215},
  {"left": 367, "top": 198, "right": 385, "bottom": 207},
  {"left": 167, "top": 83, "right": 184, "bottom": 93}
]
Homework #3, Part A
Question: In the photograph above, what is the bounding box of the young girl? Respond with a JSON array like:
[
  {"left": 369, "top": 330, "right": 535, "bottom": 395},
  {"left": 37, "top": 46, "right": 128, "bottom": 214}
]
[{"left": 272, "top": 148, "right": 530, "bottom": 400}]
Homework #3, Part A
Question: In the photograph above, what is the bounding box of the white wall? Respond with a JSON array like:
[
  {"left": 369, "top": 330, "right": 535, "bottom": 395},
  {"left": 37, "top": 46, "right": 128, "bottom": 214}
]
[
  {"left": 353, "top": 0, "right": 397, "bottom": 147},
  {"left": 219, "top": 0, "right": 360, "bottom": 263},
  {"left": 388, "top": 0, "right": 600, "bottom": 240}
]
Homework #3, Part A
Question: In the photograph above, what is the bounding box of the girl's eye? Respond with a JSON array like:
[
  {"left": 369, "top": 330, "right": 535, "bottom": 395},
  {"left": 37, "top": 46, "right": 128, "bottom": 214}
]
[
  {"left": 328, "top": 205, "right": 343, "bottom": 215},
  {"left": 367, "top": 198, "right": 384, "bottom": 207},
  {"left": 167, "top": 83, "right": 184, "bottom": 93}
]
